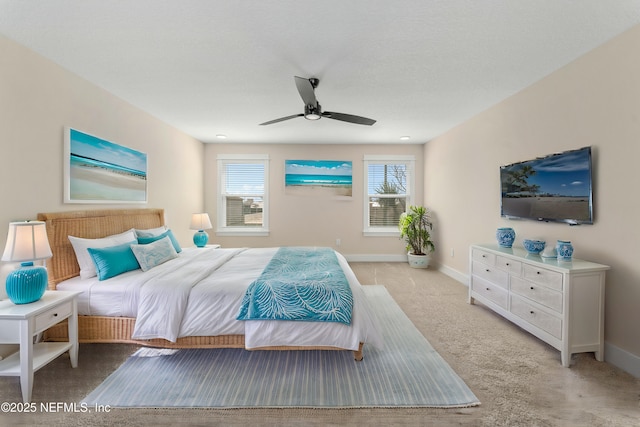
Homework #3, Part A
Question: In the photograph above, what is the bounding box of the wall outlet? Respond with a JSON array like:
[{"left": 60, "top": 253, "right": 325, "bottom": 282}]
[
  {"left": 451, "top": 248, "right": 455, "bottom": 257},
  {"left": 336, "top": 238, "right": 341, "bottom": 246}
]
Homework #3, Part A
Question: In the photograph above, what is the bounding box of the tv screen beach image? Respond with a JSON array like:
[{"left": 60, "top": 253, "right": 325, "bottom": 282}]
[
  {"left": 67, "top": 129, "right": 147, "bottom": 202},
  {"left": 501, "top": 147, "right": 591, "bottom": 222},
  {"left": 285, "top": 160, "right": 352, "bottom": 197}
]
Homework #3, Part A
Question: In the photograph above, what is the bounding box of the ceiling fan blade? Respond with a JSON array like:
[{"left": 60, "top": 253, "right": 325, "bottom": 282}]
[
  {"left": 259, "top": 113, "right": 304, "bottom": 126},
  {"left": 322, "top": 111, "right": 376, "bottom": 126},
  {"left": 294, "top": 76, "right": 317, "bottom": 106}
]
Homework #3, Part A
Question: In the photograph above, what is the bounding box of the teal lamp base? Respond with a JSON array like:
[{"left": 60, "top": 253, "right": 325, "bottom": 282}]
[
  {"left": 6, "top": 262, "right": 48, "bottom": 304},
  {"left": 193, "top": 230, "right": 209, "bottom": 248}
]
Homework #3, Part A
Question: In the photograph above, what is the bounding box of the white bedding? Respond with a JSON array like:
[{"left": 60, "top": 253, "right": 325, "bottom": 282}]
[{"left": 57, "top": 247, "right": 382, "bottom": 351}]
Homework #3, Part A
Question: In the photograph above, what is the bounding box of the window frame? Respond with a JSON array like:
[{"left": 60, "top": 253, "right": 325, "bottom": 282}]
[
  {"left": 216, "top": 154, "right": 269, "bottom": 236},
  {"left": 363, "top": 155, "right": 415, "bottom": 236}
]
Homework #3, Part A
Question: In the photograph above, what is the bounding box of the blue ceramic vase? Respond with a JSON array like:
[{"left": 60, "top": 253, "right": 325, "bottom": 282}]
[
  {"left": 496, "top": 227, "right": 516, "bottom": 248},
  {"left": 556, "top": 240, "right": 574, "bottom": 261}
]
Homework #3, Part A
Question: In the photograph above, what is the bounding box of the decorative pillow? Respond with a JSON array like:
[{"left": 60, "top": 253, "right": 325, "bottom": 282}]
[
  {"left": 136, "top": 229, "right": 182, "bottom": 253},
  {"left": 135, "top": 226, "right": 167, "bottom": 238},
  {"left": 87, "top": 241, "right": 140, "bottom": 281},
  {"left": 130, "top": 236, "right": 178, "bottom": 272},
  {"left": 69, "top": 229, "right": 138, "bottom": 279}
]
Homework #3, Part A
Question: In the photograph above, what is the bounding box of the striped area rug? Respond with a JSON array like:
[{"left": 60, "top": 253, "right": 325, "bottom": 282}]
[{"left": 82, "top": 286, "right": 480, "bottom": 408}]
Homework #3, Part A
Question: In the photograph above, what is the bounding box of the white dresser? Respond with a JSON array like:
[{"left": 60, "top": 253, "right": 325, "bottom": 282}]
[{"left": 468, "top": 244, "right": 609, "bottom": 367}]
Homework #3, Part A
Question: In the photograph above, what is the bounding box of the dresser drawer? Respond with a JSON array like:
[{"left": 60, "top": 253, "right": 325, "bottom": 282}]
[
  {"left": 34, "top": 301, "right": 72, "bottom": 333},
  {"left": 472, "top": 248, "right": 496, "bottom": 266},
  {"left": 471, "top": 276, "right": 508, "bottom": 309},
  {"left": 496, "top": 256, "right": 522, "bottom": 276},
  {"left": 523, "top": 264, "right": 563, "bottom": 291},
  {"left": 472, "top": 260, "right": 508, "bottom": 288},
  {"left": 510, "top": 295, "right": 562, "bottom": 339},
  {"left": 511, "top": 276, "right": 563, "bottom": 313}
]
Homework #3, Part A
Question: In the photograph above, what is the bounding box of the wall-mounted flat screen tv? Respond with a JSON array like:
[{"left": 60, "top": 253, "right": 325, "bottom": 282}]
[{"left": 500, "top": 146, "right": 593, "bottom": 225}]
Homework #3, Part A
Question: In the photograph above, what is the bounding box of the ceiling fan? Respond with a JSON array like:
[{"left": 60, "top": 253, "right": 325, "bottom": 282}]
[{"left": 260, "top": 76, "right": 376, "bottom": 126}]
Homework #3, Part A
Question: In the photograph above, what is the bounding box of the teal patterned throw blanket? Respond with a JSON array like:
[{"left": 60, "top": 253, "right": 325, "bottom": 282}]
[{"left": 237, "top": 247, "right": 353, "bottom": 325}]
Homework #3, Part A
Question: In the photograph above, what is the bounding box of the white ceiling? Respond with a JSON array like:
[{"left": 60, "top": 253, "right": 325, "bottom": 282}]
[{"left": 1, "top": 1, "right": 640, "bottom": 144}]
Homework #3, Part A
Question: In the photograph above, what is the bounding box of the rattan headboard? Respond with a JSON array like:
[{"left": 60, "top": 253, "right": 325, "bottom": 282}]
[{"left": 37, "top": 208, "right": 165, "bottom": 288}]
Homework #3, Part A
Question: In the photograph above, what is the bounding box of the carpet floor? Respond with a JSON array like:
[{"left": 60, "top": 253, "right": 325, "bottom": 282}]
[
  {"left": 1, "top": 263, "right": 638, "bottom": 426},
  {"left": 82, "top": 286, "right": 480, "bottom": 408}
]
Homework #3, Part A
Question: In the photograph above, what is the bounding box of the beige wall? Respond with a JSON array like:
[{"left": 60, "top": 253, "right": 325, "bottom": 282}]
[
  {"left": 3, "top": 23, "right": 637, "bottom": 375},
  {"left": 204, "top": 143, "right": 423, "bottom": 257},
  {"left": 0, "top": 34, "right": 204, "bottom": 279},
  {"left": 426, "top": 25, "right": 640, "bottom": 373}
]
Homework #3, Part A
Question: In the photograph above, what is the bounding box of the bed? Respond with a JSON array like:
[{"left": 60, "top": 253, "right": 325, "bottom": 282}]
[{"left": 38, "top": 209, "right": 381, "bottom": 360}]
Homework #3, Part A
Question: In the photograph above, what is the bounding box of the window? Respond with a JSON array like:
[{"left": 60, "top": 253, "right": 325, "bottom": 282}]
[
  {"left": 217, "top": 154, "right": 269, "bottom": 236},
  {"left": 363, "top": 155, "right": 415, "bottom": 235}
]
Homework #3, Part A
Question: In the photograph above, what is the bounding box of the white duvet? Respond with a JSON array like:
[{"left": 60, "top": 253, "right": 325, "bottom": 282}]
[{"left": 57, "top": 247, "right": 382, "bottom": 351}]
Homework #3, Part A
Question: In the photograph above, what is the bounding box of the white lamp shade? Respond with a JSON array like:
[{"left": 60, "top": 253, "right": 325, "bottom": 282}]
[
  {"left": 2, "top": 221, "right": 53, "bottom": 262},
  {"left": 190, "top": 213, "right": 212, "bottom": 231}
]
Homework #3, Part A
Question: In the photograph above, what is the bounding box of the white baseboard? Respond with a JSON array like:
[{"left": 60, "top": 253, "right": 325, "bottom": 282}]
[
  {"left": 435, "top": 263, "right": 469, "bottom": 286},
  {"left": 344, "top": 254, "right": 407, "bottom": 262},
  {"left": 604, "top": 342, "right": 640, "bottom": 378}
]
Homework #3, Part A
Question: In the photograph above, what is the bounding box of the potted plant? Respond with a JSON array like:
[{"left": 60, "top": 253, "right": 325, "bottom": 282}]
[{"left": 398, "top": 205, "right": 435, "bottom": 268}]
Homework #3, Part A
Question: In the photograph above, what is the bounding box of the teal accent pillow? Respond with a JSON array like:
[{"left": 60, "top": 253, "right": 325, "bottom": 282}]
[
  {"left": 137, "top": 229, "right": 182, "bottom": 253},
  {"left": 130, "top": 236, "right": 179, "bottom": 271},
  {"left": 87, "top": 241, "right": 140, "bottom": 281}
]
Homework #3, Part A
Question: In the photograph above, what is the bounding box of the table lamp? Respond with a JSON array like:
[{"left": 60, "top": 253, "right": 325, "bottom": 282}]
[
  {"left": 190, "top": 213, "right": 212, "bottom": 247},
  {"left": 1, "top": 221, "right": 53, "bottom": 304}
]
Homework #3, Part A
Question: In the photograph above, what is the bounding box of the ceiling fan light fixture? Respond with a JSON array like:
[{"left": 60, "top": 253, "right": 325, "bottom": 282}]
[
  {"left": 304, "top": 104, "right": 322, "bottom": 120},
  {"left": 260, "top": 77, "right": 375, "bottom": 126}
]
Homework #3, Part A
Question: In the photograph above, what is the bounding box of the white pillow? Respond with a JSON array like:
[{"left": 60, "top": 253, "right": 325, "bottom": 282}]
[
  {"left": 135, "top": 226, "right": 167, "bottom": 238},
  {"left": 130, "top": 236, "right": 178, "bottom": 272},
  {"left": 68, "top": 229, "right": 137, "bottom": 279}
]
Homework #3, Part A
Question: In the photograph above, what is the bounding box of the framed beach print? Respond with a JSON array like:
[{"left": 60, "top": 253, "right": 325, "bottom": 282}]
[
  {"left": 285, "top": 160, "right": 352, "bottom": 198},
  {"left": 64, "top": 127, "right": 147, "bottom": 203}
]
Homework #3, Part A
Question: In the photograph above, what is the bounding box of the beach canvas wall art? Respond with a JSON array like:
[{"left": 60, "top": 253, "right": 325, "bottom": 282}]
[
  {"left": 285, "top": 160, "right": 352, "bottom": 197},
  {"left": 64, "top": 128, "right": 147, "bottom": 203}
]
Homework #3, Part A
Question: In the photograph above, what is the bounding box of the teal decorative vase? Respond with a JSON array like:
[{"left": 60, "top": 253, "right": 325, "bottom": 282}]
[
  {"left": 496, "top": 227, "right": 516, "bottom": 248},
  {"left": 6, "top": 262, "right": 48, "bottom": 304},
  {"left": 556, "top": 240, "right": 574, "bottom": 261}
]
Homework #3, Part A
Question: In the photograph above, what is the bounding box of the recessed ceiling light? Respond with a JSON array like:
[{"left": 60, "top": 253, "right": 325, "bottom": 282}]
[
  {"left": 400, "top": 136, "right": 411, "bottom": 141},
  {"left": 216, "top": 134, "right": 227, "bottom": 139}
]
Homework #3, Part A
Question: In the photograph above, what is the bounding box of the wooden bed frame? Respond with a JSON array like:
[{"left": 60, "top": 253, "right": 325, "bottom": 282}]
[{"left": 38, "top": 208, "right": 364, "bottom": 360}]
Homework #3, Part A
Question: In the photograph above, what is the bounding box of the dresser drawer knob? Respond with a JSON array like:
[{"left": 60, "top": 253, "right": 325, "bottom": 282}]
[
  {"left": 53, "top": 313, "right": 58, "bottom": 317},
  {"left": 485, "top": 269, "right": 490, "bottom": 272},
  {"left": 537, "top": 271, "right": 541, "bottom": 275},
  {"left": 530, "top": 286, "right": 534, "bottom": 290},
  {"left": 530, "top": 311, "right": 535, "bottom": 314},
  {"left": 486, "top": 288, "right": 490, "bottom": 291}
]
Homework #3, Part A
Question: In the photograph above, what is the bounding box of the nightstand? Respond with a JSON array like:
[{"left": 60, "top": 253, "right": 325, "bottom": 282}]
[{"left": 0, "top": 291, "right": 80, "bottom": 402}]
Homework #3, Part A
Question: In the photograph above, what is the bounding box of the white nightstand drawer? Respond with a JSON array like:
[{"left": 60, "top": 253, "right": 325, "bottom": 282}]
[{"left": 34, "top": 301, "right": 72, "bottom": 333}]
